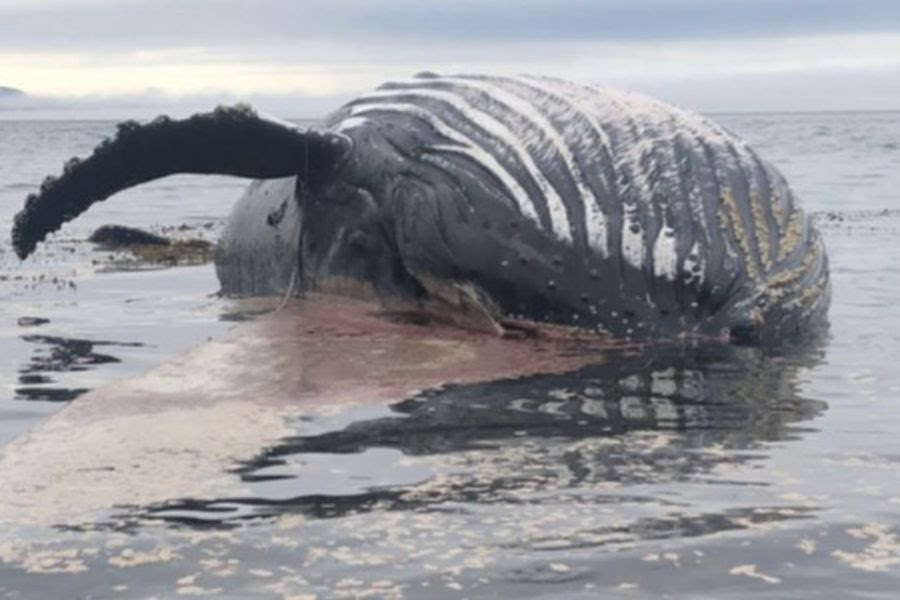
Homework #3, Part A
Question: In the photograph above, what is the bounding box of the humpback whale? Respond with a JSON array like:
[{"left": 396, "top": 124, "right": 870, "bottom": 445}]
[{"left": 12, "top": 74, "right": 830, "bottom": 345}]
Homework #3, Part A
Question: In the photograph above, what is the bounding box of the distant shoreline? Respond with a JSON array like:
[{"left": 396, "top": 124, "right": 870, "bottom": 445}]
[{"left": 1, "top": 108, "right": 899, "bottom": 123}]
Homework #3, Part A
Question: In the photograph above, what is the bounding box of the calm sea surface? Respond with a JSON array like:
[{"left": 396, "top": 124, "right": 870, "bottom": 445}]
[{"left": 1, "top": 111, "right": 900, "bottom": 597}]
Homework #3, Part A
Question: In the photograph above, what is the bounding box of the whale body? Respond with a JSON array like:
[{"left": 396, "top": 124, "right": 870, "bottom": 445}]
[{"left": 12, "top": 74, "right": 830, "bottom": 345}]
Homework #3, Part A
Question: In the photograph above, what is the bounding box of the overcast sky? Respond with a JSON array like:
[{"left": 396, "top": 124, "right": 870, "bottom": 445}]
[{"left": 1, "top": 0, "right": 899, "bottom": 115}]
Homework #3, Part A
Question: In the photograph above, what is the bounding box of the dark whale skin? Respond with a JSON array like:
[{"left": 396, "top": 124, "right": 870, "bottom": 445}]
[{"left": 218, "top": 74, "right": 829, "bottom": 344}]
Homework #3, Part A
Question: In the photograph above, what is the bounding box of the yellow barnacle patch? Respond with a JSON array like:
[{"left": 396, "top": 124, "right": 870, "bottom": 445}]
[
  {"left": 750, "top": 192, "right": 773, "bottom": 272},
  {"left": 718, "top": 189, "right": 761, "bottom": 283},
  {"left": 788, "top": 271, "right": 829, "bottom": 311},
  {"left": 777, "top": 209, "right": 806, "bottom": 263},
  {"left": 760, "top": 235, "right": 825, "bottom": 304}
]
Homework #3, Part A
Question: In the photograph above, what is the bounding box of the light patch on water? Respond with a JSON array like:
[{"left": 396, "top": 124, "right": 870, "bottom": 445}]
[
  {"left": 728, "top": 564, "right": 782, "bottom": 584},
  {"left": 797, "top": 538, "right": 817, "bottom": 555},
  {"left": 177, "top": 585, "right": 224, "bottom": 596},
  {"left": 108, "top": 546, "right": 178, "bottom": 568},
  {"left": 832, "top": 524, "right": 900, "bottom": 572}
]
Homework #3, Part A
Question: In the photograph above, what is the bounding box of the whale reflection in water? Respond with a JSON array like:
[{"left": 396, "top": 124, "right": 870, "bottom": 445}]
[{"left": 142, "top": 341, "right": 826, "bottom": 530}]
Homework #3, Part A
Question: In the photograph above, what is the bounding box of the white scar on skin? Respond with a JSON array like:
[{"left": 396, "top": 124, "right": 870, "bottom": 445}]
[
  {"left": 349, "top": 102, "right": 544, "bottom": 231},
  {"left": 653, "top": 221, "right": 678, "bottom": 280},
  {"left": 446, "top": 76, "right": 598, "bottom": 248},
  {"left": 334, "top": 116, "right": 370, "bottom": 133},
  {"left": 357, "top": 87, "right": 574, "bottom": 243},
  {"left": 516, "top": 75, "right": 615, "bottom": 256},
  {"left": 622, "top": 205, "right": 646, "bottom": 270}
]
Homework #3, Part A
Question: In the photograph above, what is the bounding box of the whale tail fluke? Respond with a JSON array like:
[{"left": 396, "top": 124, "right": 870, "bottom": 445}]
[{"left": 12, "top": 105, "right": 351, "bottom": 259}]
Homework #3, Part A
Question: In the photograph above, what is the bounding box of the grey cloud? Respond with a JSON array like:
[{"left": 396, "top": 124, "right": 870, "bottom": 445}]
[
  {"left": 624, "top": 65, "right": 900, "bottom": 113},
  {"left": 1, "top": 0, "right": 899, "bottom": 51}
]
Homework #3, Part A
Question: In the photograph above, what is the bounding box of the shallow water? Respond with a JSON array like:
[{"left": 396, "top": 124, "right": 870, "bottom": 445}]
[{"left": 1, "top": 112, "right": 900, "bottom": 598}]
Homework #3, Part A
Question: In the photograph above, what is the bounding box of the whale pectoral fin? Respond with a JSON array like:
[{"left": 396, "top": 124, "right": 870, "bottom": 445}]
[{"left": 12, "top": 105, "right": 352, "bottom": 259}]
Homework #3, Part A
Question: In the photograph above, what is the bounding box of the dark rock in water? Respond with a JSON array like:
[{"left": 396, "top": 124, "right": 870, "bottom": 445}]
[
  {"left": 89, "top": 224, "right": 170, "bottom": 247},
  {"left": 88, "top": 225, "right": 215, "bottom": 266},
  {"left": 17, "top": 316, "right": 50, "bottom": 327}
]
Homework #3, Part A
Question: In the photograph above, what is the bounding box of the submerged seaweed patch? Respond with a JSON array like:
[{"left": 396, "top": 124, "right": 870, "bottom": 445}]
[
  {"left": 88, "top": 224, "right": 216, "bottom": 268},
  {"left": 121, "top": 238, "right": 214, "bottom": 267}
]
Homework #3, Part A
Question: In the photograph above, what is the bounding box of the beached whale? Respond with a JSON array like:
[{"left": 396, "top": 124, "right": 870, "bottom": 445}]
[{"left": 12, "top": 73, "right": 830, "bottom": 344}]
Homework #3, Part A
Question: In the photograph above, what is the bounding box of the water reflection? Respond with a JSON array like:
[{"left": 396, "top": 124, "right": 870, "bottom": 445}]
[
  {"left": 16, "top": 334, "right": 145, "bottom": 402},
  {"left": 141, "top": 341, "right": 826, "bottom": 530}
]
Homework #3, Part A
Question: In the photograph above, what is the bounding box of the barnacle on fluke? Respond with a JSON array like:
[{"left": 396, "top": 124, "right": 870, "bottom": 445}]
[{"left": 12, "top": 74, "right": 829, "bottom": 345}]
